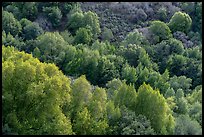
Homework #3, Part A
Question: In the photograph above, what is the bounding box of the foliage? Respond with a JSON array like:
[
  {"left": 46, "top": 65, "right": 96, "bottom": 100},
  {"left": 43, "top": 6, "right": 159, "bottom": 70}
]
[
  {"left": 73, "top": 27, "right": 93, "bottom": 45},
  {"left": 149, "top": 20, "right": 172, "bottom": 44},
  {"left": 2, "top": 10, "right": 22, "bottom": 36},
  {"left": 43, "top": 6, "right": 62, "bottom": 28},
  {"left": 121, "top": 29, "right": 149, "bottom": 47},
  {"left": 2, "top": 2, "right": 202, "bottom": 135},
  {"left": 135, "top": 83, "right": 175, "bottom": 134},
  {"left": 168, "top": 11, "right": 192, "bottom": 33},
  {"left": 174, "top": 115, "right": 202, "bottom": 135},
  {"left": 101, "top": 27, "right": 114, "bottom": 41},
  {"left": 119, "top": 107, "right": 155, "bottom": 135},
  {"left": 2, "top": 46, "right": 73, "bottom": 135},
  {"left": 22, "top": 22, "right": 44, "bottom": 40}
]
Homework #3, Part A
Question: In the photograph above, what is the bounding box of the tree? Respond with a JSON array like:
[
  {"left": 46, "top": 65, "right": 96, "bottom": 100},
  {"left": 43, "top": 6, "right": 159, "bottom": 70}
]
[
  {"left": 167, "top": 54, "right": 188, "bottom": 76},
  {"left": 192, "top": 2, "right": 202, "bottom": 36},
  {"left": 2, "top": 10, "right": 22, "bottom": 36},
  {"left": 119, "top": 107, "right": 155, "bottom": 135},
  {"left": 32, "top": 47, "right": 41, "bottom": 58},
  {"left": 118, "top": 44, "right": 152, "bottom": 68},
  {"left": 168, "top": 11, "right": 192, "bottom": 33},
  {"left": 189, "top": 102, "right": 202, "bottom": 126},
  {"left": 186, "top": 85, "right": 202, "bottom": 104},
  {"left": 135, "top": 83, "right": 175, "bottom": 135},
  {"left": 22, "top": 22, "right": 44, "bottom": 40},
  {"left": 34, "top": 32, "right": 68, "bottom": 67},
  {"left": 168, "top": 75, "right": 192, "bottom": 94},
  {"left": 20, "top": 18, "right": 32, "bottom": 28},
  {"left": 175, "top": 115, "right": 202, "bottom": 135},
  {"left": 101, "top": 27, "right": 114, "bottom": 41},
  {"left": 67, "top": 11, "right": 84, "bottom": 34},
  {"left": 73, "top": 107, "right": 92, "bottom": 135},
  {"left": 95, "top": 56, "right": 119, "bottom": 87},
  {"left": 20, "top": 2, "right": 38, "bottom": 20},
  {"left": 121, "top": 64, "right": 137, "bottom": 84},
  {"left": 43, "top": 6, "right": 62, "bottom": 28},
  {"left": 84, "top": 11, "right": 101, "bottom": 39},
  {"left": 59, "top": 30, "right": 74, "bottom": 44},
  {"left": 2, "top": 46, "right": 73, "bottom": 135},
  {"left": 88, "top": 87, "right": 107, "bottom": 119},
  {"left": 4, "top": 4, "right": 21, "bottom": 20},
  {"left": 149, "top": 20, "right": 172, "bottom": 44},
  {"left": 73, "top": 27, "right": 93, "bottom": 45},
  {"left": 152, "top": 38, "right": 184, "bottom": 73},
  {"left": 73, "top": 107, "right": 108, "bottom": 135},
  {"left": 71, "top": 75, "right": 92, "bottom": 117},
  {"left": 12, "top": 2, "right": 38, "bottom": 20},
  {"left": 106, "top": 100, "right": 121, "bottom": 134},
  {"left": 114, "top": 82, "right": 137, "bottom": 110},
  {"left": 91, "top": 40, "right": 115, "bottom": 55},
  {"left": 135, "top": 9, "right": 147, "bottom": 22},
  {"left": 121, "top": 29, "right": 148, "bottom": 47},
  {"left": 58, "top": 2, "right": 77, "bottom": 16},
  {"left": 2, "top": 31, "right": 25, "bottom": 51},
  {"left": 156, "top": 7, "right": 167, "bottom": 21}
]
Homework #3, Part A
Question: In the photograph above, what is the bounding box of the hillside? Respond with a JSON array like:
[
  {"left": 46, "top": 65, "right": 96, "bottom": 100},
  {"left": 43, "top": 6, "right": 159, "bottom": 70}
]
[{"left": 2, "top": 2, "right": 202, "bottom": 135}]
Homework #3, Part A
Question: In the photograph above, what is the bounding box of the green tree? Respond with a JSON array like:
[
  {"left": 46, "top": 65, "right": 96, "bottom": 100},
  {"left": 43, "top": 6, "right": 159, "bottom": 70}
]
[
  {"left": 67, "top": 11, "right": 84, "bottom": 34},
  {"left": 88, "top": 87, "right": 107, "bottom": 120},
  {"left": 149, "top": 20, "right": 172, "bottom": 44},
  {"left": 119, "top": 107, "right": 155, "bottom": 135},
  {"left": 22, "top": 22, "right": 44, "bottom": 40},
  {"left": 192, "top": 2, "right": 202, "bottom": 36},
  {"left": 121, "top": 64, "right": 137, "bottom": 84},
  {"left": 13, "top": 2, "right": 38, "bottom": 20},
  {"left": 152, "top": 38, "right": 184, "bottom": 73},
  {"left": 175, "top": 115, "right": 202, "bottom": 135},
  {"left": 84, "top": 11, "right": 101, "bottom": 39},
  {"left": 58, "top": 2, "right": 77, "bottom": 16},
  {"left": 135, "top": 83, "right": 175, "bottom": 135},
  {"left": 43, "top": 6, "right": 62, "bottom": 28},
  {"left": 119, "top": 44, "right": 152, "bottom": 68},
  {"left": 71, "top": 75, "right": 92, "bottom": 117},
  {"left": 189, "top": 102, "right": 202, "bottom": 126},
  {"left": 32, "top": 47, "right": 41, "bottom": 58},
  {"left": 114, "top": 82, "right": 137, "bottom": 110},
  {"left": 73, "top": 107, "right": 108, "bottom": 135},
  {"left": 20, "top": 18, "right": 32, "bottom": 28},
  {"left": 106, "top": 100, "right": 121, "bottom": 134},
  {"left": 167, "top": 54, "right": 188, "bottom": 76},
  {"left": 168, "top": 75, "right": 192, "bottom": 94},
  {"left": 73, "top": 27, "right": 93, "bottom": 45},
  {"left": 2, "top": 10, "right": 22, "bottom": 36},
  {"left": 168, "top": 11, "right": 192, "bottom": 33},
  {"left": 157, "top": 7, "right": 167, "bottom": 21},
  {"left": 2, "top": 31, "right": 25, "bottom": 50},
  {"left": 121, "top": 29, "right": 148, "bottom": 47},
  {"left": 20, "top": 2, "right": 38, "bottom": 20},
  {"left": 2, "top": 46, "right": 73, "bottom": 135},
  {"left": 34, "top": 32, "right": 68, "bottom": 67},
  {"left": 59, "top": 30, "right": 74, "bottom": 44},
  {"left": 101, "top": 27, "right": 114, "bottom": 41}
]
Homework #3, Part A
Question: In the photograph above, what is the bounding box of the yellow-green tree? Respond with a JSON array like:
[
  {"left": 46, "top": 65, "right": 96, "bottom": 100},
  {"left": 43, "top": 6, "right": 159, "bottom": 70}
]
[
  {"left": 135, "top": 83, "right": 175, "bottom": 135},
  {"left": 2, "top": 46, "right": 73, "bottom": 135}
]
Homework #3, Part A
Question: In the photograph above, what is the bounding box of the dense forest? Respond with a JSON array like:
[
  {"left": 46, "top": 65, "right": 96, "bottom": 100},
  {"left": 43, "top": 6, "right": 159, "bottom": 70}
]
[{"left": 2, "top": 2, "right": 202, "bottom": 135}]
